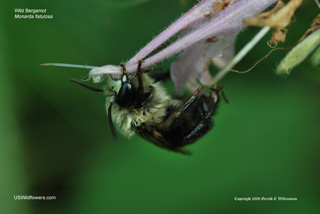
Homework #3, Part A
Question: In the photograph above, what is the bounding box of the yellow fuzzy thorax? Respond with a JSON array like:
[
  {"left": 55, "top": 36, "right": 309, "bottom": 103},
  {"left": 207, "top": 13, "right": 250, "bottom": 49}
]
[{"left": 106, "top": 73, "right": 178, "bottom": 138}]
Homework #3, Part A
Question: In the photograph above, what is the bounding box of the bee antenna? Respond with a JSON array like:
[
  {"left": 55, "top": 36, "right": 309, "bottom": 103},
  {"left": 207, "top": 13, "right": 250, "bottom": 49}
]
[
  {"left": 70, "top": 78, "right": 103, "bottom": 92},
  {"left": 108, "top": 102, "right": 118, "bottom": 143}
]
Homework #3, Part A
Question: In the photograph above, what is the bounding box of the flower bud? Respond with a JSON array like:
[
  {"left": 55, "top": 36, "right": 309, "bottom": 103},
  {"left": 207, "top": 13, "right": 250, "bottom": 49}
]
[{"left": 277, "top": 29, "right": 320, "bottom": 75}]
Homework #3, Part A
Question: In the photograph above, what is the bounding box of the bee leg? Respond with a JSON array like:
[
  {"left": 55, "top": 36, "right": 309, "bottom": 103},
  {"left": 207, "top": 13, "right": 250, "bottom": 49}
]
[
  {"left": 137, "top": 59, "right": 163, "bottom": 74},
  {"left": 180, "top": 85, "right": 207, "bottom": 111},
  {"left": 210, "top": 86, "right": 229, "bottom": 103},
  {"left": 136, "top": 60, "right": 161, "bottom": 107},
  {"left": 138, "top": 85, "right": 154, "bottom": 107},
  {"left": 157, "top": 112, "right": 180, "bottom": 130},
  {"left": 136, "top": 60, "right": 145, "bottom": 108},
  {"left": 142, "top": 67, "right": 163, "bottom": 73},
  {"left": 157, "top": 86, "right": 207, "bottom": 131}
]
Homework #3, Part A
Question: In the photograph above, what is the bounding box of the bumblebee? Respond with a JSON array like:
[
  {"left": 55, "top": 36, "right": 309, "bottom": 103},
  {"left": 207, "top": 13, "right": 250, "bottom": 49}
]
[{"left": 71, "top": 62, "right": 228, "bottom": 154}]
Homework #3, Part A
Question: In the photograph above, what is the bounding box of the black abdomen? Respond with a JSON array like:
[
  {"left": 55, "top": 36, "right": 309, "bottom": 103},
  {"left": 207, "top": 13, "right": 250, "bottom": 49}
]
[{"left": 162, "top": 92, "right": 219, "bottom": 147}]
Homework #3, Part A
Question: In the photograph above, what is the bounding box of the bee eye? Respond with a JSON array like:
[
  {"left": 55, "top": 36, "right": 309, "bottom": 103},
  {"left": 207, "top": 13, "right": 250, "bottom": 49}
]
[{"left": 116, "top": 82, "right": 137, "bottom": 108}]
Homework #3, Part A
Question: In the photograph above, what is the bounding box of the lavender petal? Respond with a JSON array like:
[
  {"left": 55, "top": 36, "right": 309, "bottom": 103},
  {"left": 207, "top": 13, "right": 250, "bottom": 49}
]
[
  {"left": 142, "top": 0, "right": 278, "bottom": 68},
  {"left": 171, "top": 35, "right": 234, "bottom": 94},
  {"left": 212, "top": 37, "right": 235, "bottom": 68},
  {"left": 125, "top": 0, "right": 219, "bottom": 67}
]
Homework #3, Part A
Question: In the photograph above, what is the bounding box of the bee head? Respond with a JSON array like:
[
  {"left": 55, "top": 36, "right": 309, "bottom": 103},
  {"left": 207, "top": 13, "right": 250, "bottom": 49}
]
[
  {"left": 116, "top": 73, "right": 137, "bottom": 108},
  {"left": 103, "top": 65, "right": 138, "bottom": 108},
  {"left": 70, "top": 71, "right": 138, "bottom": 143}
]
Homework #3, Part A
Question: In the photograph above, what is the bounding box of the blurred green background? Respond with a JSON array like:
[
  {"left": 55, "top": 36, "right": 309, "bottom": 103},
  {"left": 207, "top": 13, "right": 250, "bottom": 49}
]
[{"left": 1, "top": 0, "right": 320, "bottom": 213}]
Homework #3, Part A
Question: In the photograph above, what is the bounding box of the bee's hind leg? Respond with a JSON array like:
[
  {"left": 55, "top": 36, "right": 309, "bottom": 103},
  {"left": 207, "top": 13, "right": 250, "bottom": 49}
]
[{"left": 156, "top": 86, "right": 207, "bottom": 131}]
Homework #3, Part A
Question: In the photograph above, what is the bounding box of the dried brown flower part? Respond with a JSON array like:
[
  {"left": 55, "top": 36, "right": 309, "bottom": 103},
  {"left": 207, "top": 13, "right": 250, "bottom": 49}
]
[
  {"left": 311, "top": 14, "right": 320, "bottom": 28},
  {"left": 213, "top": 0, "right": 232, "bottom": 12},
  {"left": 243, "top": 0, "right": 302, "bottom": 46}
]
